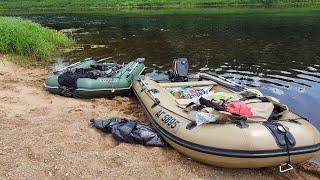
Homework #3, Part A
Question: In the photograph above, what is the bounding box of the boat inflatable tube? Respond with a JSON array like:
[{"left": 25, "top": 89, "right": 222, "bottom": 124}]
[
  {"left": 132, "top": 74, "right": 320, "bottom": 168},
  {"left": 44, "top": 58, "right": 145, "bottom": 98}
]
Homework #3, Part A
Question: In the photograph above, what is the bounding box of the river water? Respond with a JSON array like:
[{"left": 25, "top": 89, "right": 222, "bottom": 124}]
[{"left": 6, "top": 8, "right": 320, "bottom": 129}]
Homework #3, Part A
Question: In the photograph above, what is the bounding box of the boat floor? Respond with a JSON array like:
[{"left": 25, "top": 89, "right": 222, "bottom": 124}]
[{"left": 151, "top": 78, "right": 301, "bottom": 122}]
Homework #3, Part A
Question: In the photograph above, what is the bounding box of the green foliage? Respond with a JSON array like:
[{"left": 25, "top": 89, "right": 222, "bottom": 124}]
[
  {"left": 0, "top": 17, "right": 74, "bottom": 57},
  {"left": 0, "top": 0, "right": 319, "bottom": 9}
]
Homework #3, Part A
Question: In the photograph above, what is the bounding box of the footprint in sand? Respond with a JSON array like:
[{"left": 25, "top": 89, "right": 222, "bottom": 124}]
[
  {"left": 29, "top": 107, "right": 50, "bottom": 117},
  {"left": 68, "top": 108, "right": 84, "bottom": 114}
]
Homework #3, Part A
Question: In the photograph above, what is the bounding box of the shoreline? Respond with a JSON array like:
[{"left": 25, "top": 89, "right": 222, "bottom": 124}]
[
  {"left": 0, "top": 57, "right": 319, "bottom": 179},
  {"left": 1, "top": 7, "right": 320, "bottom": 17},
  {"left": 0, "top": 2, "right": 319, "bottom": 12}
]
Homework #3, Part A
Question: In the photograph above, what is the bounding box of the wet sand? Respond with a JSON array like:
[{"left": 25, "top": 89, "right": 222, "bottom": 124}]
[{"left": 0, "top": 57, "right": 319, "bottom": 179}]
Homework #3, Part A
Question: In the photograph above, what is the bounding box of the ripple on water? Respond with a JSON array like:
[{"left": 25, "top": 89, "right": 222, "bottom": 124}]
[
  {"left": 259, "top": 79, "right": 290, "bottom": 88},
  {"left": 226, "top": 70, "right": 255, "bottom": 76},
  {"left": 307, "top": 67, "right": 318, "bottom": 72},
  {"left": 267, "top": 74, "right": 312, "bottom": 87},
  {"left": 271, "top": 87, "right": 285, "bottom": 95},
  {"left": 280, "top": 71, "right": 292, "bottom": 75},
  {"left": 91, "top": 45, "right": 107, "bottom": 49},
  {"left": 298, "top": 86, "right": 306, "bottom": 94},
  {"left": 291, "top": 69, "right": 320, "bottom": 78}
]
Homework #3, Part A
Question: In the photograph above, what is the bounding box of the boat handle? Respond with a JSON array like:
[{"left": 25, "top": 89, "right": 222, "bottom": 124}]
[
  {"left": 279, "top": 163, "right": 293, "bottom": 173},
  {"left": 137, "top": 76, "right": 160, "bottom": 107}
]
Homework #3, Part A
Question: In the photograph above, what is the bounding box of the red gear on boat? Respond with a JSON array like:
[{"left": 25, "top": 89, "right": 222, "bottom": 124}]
[{"left": 226, "top": 101, "right": 253, "bottom": 118}]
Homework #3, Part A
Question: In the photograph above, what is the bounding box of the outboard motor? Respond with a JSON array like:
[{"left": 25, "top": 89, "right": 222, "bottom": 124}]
[{"left": 169, "top": 58, "right": 189, "bottom": 82}]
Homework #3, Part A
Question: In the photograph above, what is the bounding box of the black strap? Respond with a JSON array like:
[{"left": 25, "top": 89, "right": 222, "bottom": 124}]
[
  {"left": 263, "top": 122, "right": 296, "bottom": 148},
  {"left": 186, "top": 121, "right": 197, "bottom": 130},
  {"left": 239, "top": 95, "right": 269, "bottom": 102},
  {"left": 234, "top": 119, "right": 249, "bottom": 128},
  {"left": 267, "top": 105, "right": 287, "bottom": 121},
  {"left": 199, "top": 97, "right": 225, "bottom": 111},
  {"left": 284, "top": 134, "right": 292, "bottom": 165}
]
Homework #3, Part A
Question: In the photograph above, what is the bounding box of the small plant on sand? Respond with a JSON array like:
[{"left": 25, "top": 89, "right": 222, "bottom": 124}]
[{"left": 0, "top": 17, "right": 74, "bottom": 57}]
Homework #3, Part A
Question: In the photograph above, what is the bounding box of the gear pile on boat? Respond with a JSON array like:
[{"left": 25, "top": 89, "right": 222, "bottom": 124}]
[{"left": 44, "top": 58, "right": 320, "bottom": 170}]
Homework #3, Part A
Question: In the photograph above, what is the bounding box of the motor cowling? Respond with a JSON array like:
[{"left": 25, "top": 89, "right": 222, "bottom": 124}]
[{"left": 169, "top": 58, "right": 189, "bottom": 82}]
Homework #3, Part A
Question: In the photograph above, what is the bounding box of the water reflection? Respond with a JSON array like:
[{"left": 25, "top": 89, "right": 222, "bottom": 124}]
[{"left": 7, "top": 9, "right": 320, "bottom": 129}]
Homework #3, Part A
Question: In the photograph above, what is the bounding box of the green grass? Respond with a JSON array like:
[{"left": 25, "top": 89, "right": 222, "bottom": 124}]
[
  {"left": 0, "top": 17, "right": 74, "bottom": 57},
  {"left": 0, "top": 0, "right": 319, "bottom": 10}
]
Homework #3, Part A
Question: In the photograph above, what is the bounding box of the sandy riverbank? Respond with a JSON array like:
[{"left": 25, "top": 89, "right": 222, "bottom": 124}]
[{"left": 0, "top": 57, "right": 319, "bottom": 179}]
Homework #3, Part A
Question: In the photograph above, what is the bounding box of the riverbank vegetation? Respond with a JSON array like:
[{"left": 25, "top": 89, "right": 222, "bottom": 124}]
[
  {"left": 0, "top": 17, "right": 74, "bottom": 58},
  {"left": 0, "top": 0, "right": 319, "bottom": 10}
]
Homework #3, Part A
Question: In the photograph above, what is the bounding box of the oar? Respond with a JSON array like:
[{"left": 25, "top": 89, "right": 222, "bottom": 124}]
[
  {"left": 54, "top": 57, "right": 92, "bottom": 73},
  {"left": 97, "top": 56, "right": 113, "bottom": 62},
  {"left": 205, "top": 71, "right": 245, "bottom": 89},
  {"left": 199, "top": 72, "right": 246, "bottom": 92}
]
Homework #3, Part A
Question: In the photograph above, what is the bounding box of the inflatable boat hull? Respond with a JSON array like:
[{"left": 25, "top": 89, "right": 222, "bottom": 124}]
[
  {"left": 45, "top": 59, "right": 145, "bottom": 98},
  {"left": 133, "top": 75, "right": 320, "bottom": 168}
]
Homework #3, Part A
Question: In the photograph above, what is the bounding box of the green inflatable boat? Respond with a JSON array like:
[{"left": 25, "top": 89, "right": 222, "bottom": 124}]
[{"left": 44, "top": 58, "right": 145, "bottom": 98}]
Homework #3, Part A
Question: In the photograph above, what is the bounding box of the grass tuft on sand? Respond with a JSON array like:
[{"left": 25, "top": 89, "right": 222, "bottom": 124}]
[{"left": 0, "top": 17, "right": 74, "bottom": 57}]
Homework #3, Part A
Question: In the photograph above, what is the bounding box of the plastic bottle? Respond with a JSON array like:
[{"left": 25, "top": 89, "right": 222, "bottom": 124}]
[{"left": 189, "top": 111, "right": 218, "bottom": 125}]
